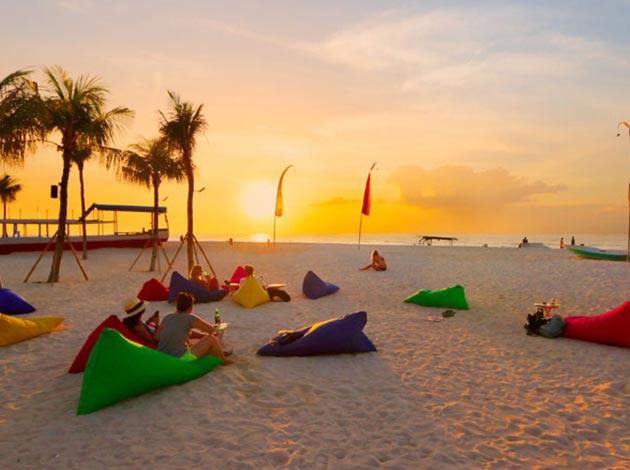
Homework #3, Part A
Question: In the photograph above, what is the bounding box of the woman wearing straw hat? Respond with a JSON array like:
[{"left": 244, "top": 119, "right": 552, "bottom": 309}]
[{"left": 121, "top": 297, "right": 160, "bottom": 345}]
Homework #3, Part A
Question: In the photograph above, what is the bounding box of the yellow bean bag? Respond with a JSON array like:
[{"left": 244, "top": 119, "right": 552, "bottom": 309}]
[
  {"left": 232, "top": 276, "right": 270, "bottom": 308},
  {"left": 0, "top": 313, "right": 64, "bottom": 346}
]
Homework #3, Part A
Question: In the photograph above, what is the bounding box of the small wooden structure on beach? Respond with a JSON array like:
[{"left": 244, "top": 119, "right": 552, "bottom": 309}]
[{"left": 417, "top": 235, "right": 458, "bottom": 246}]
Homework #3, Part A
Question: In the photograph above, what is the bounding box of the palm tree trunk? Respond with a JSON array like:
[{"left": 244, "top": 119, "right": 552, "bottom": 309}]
[
  {"left": 186, "top": 164, "right": 194, "bottom": 272},
  {"left": 48, "top": 154, "right": 72, "bottom": 283},
  {"left": 2, "top": 202, "right": 6, "bottom": 238},
  {"left": 79, "top": 164, "right": 88, "bottom": 260},
  {"left": 150, "top": 180, "right": 159, "bottom": 271}
]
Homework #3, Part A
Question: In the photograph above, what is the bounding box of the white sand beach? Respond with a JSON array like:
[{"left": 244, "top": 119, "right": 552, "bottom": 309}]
[{"left": 1, "top": 242, "right": 630, "bottom": 469}]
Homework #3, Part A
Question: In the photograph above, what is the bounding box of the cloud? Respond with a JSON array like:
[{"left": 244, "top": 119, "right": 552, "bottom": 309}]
[
  {"left": 300, "top": 5, "right": 622, "bottom": 94},
  {"left": 57, "top": 0, "right": 93, "bottom": 11},
  {"left": 311, "top": 196, "right": 358, "bottom": 207},
  {"left": 389, "top": 165, "right": 563, "bottom": 212}
]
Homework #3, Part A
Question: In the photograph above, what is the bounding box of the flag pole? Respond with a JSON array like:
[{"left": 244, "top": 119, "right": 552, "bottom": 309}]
[
  {"left": 358, "top": 162, "right": 377, "bottom": 250},
  {"left": 273, "top": 165, "right": 293, "bottom": 246}
]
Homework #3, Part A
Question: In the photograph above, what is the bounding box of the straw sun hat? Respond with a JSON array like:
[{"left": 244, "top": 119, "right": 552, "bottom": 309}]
[{"left": 123, "top": 297, "right": 147, "bottom": 318}]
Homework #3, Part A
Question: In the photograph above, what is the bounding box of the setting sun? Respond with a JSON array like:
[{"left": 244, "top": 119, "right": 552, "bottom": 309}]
[{"left": 240, "top": 181, "right": 276, "bottom": 220}]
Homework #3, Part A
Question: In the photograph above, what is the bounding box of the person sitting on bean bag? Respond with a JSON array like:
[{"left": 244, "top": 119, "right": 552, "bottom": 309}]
[
  {"left": 158, "top": 292, "right": 233, "bottom": 363},
  {"left": 121, "top": 297, "right": 161, "bottom": 346},
  {"left": 189, "top": 264, "right": 219, "bottom": 291},
  {"left": 240, "top": 264, "right": 290, "bottom": 302}
]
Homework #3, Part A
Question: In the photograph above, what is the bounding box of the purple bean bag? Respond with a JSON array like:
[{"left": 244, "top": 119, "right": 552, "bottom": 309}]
[
  {"left": 167, "top": 271, "right": 228, "bottom": 303},
  {"left": 302, "top": 270, "right": 339, "bottom": 299},
  {"left": 0, "top": 288, "right": 36, "bottom": 315},
  {"left": 257, "top": 311, "right": 376, "bottom": 357}
]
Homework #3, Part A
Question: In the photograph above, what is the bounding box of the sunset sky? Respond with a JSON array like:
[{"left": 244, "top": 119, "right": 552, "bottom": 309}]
[{"left": 2, "top": 1, "right": 630, "bottom": 239}]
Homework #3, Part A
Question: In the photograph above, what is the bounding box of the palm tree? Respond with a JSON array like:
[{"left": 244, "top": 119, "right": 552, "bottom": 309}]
[
  {"left": 0, "top": 66, "right": 133, "bottom": 282},
  {"left": 73, "top": 132, "right": 129, "bottom": 260},
  {"left": 0, "top": 70, "right": 43, "bottom": 162},
  {"left": 0, "top": 174, "right": 22, "bottom": 237},
  {"left": 159, "top": 91, "right": 207, "bottom": 272},
  {"left": 119, "top": 138, "right": 185, "bottom": 271},
  {"left": 72, "top": 143, "right": 93, "bottom": 259}
]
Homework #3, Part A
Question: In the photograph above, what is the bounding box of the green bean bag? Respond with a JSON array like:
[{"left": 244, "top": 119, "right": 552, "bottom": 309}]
[
  {"left": 404, "top": 285, "right": 470, "bottom": 310},
  {"left": 77, "top": 328, "right": 222, "bottom": 415},
  {"left": 0, "top": 313, "right": 64, "bottom": 346}
]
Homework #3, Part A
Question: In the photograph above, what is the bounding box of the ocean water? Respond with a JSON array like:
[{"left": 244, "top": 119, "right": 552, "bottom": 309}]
[{"left": 197, "top": 232, "right": 630, "bottom": 250}]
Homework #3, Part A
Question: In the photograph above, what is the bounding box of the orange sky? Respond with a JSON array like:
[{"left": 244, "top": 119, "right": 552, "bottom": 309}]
[{"left": 2, "top": 2, "right": 630, "bottom": 239}]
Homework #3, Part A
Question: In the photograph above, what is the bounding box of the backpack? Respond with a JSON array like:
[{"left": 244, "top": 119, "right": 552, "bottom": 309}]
[{"left": 524, "top": 308, "right": 550, "bottom": 335}]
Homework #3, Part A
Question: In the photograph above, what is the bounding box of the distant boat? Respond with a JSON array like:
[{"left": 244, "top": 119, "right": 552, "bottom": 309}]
[
  {"left": 518, "top": 242, "right": 548, "bottom": 248},
  {"left": 564, "top": 245, "right": 628, "bottom": 261},
  {"left": 0, "top": 203, "right": 168, "bottom": 255}
]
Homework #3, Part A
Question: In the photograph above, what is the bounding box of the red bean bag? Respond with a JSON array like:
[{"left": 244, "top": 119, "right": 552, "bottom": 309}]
[
  {"left": 222, "top": 266, "right": 246, "bottom": 289},
  {"left": 137, "top": 278, "right": 169, "bottom": 301},
  {"left": 562, "top": 301, "right": 630, "bottom": 348},
  {"left": 68, "top": 315, "right": 156, "bottom": 373}
]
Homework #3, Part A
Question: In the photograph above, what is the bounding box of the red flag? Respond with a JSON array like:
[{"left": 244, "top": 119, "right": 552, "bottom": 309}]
[
  {"left": 275, "top": 165, "right": 292, "bottom": 217},
  {"left": 361, "top": 173, "right": 371, "bottom": 216},
  {"left": 361, "top": 163, "right": 376, "bottom": 216}
]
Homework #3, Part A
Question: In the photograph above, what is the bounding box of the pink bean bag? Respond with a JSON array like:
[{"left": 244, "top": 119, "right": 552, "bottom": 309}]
[
  {"left": 562, "top": 301, "right": 630, "bottom": 348},
  {"left": 68, "top": 315, "right": 156, "bottom": 373}
]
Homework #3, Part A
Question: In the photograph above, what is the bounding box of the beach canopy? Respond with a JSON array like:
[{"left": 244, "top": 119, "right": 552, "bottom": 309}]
[
  {"left": 404, "top": 285, "right": 470, "bottom": 310},
  {"left": 563, "top": 301, "right": 630, "bottom": 348},
  {"left": 0, "top": 288, "right": 36, "bottom": 315},
  {"left": 232, "top": 276, "right": 270, "bottom": 308},
  {"left": 68, "top": 315, "right": 157, "bottom": 373},
  {"left": 302, "top": 270, "right": 340, "bottom": 299},
  {"left": 137, "top": 278, "right": 169, "bottom": 301},
  {"left": 0, "top": 313, "right": 64, "bottom": 346},
  {"left": 167, "top": 271, "right": 229, "bottom": 303},
  {"left": 77, "top": 328, "right": 222, "bottom": 415},
  {"left": 257, "top": 310, "right": 377, "bottom": 357}
]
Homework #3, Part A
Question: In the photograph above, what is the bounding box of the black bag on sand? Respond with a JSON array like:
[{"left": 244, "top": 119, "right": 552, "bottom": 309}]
[{"left": 524, "top": 308, "right": 550, "bottom": 336}]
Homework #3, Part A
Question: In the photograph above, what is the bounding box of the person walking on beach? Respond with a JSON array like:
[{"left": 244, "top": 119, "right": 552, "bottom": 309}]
[
  {"left": 241, "top": 264, "right": 291, "bottom": 301},
  {"left": 157, "top": 292, "right": 233, "bottom": 364},
  {"left": 360, "top": 249, "right": 387, "bottom": 271},
  {"left": 121, "top": 297, "right": 160, "bottom": 345}
]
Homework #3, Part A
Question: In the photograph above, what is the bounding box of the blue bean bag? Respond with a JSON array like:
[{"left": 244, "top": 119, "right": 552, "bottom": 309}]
[
  {"left": 77, "top": 328, "right": 222, "bottom": 414},
  {"left": 302, "top": 271, "right": 339, "bottom": 299},
  {"left": 257, "top": 311, "right": 377, "bottom": 357},
  {"left": 167, "top": 271, "right": 228, "bottom": 303},
  {"left": 0, "top": 288, "right": 36, "bottom": 315},
  {"left": 404, "top": 285, "right": 470, "bottom": 310}
]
